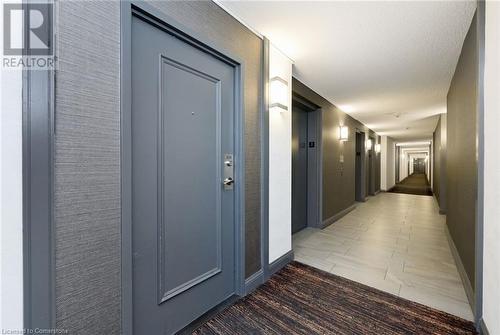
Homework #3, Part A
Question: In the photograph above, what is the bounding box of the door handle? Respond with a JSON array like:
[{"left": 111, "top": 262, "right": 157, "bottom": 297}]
[
  {"left": 223, "top": 154, "right": 234, "bottom": 190},
  {"left": 223, "top": 177, "right": 234, "bottom": 186}
]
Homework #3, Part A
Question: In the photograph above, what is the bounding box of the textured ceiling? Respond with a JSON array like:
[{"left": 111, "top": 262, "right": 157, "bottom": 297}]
[{"left": 219, "top": 0, "right": 476, "bottom": 140}]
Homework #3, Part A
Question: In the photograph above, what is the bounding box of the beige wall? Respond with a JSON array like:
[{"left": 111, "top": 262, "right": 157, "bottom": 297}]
[{"left": 446, "top": 12, "right": 477, "bottom": 294}]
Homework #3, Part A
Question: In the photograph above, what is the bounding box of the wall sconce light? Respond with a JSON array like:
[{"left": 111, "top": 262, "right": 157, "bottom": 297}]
[
  {"left": 339, "top": 126, "right": 348, "bottom": 141},
  {"left": 375, "top": 143, "right": 381, "bottom": 153},
  {"left": 366, "top": 139, "right": 373, "bottom": 150},
  {"left": 270, "top": 76, "right": 288, "bottom": 112}
]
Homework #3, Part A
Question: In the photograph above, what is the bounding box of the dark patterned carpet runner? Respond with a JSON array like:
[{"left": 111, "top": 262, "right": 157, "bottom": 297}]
[{"left": 194, "top": 262, "right": 476, "bottom": 335}]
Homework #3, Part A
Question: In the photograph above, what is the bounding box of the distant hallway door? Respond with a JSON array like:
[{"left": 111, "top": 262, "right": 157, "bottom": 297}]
[
  {"left": 131, "top": 13, "right": 237, "bottom": 334},
  {"left": 292, "top": 103, "right": 309, "bottom": 233},
  {"left": 414, "top": 158, "right": 426, "bottom": 174},
  {"left": 355, "top": 132, "right": 365, "bottom": 201}
]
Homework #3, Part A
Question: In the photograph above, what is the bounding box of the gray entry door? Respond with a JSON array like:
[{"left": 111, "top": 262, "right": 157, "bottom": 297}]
[
  {"left": 131, "top": 15, "right": 235, "bottom": 334},
  {"left": 292, "top": 104, "right": 308, "bottom": 233}
]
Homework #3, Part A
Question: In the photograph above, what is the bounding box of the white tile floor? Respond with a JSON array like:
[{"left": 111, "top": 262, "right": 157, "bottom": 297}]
[{"left": 293, "top": 192, "right": 474, "bottom": 321}]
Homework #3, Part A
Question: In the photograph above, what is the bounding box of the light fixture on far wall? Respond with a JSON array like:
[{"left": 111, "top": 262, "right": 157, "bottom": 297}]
[
  {"left": 366, "top": 139, "right": 373, "bottom": 150},
  {"left": 269, "top": 76, "right": 288, "bottom": 112},
  {"left": 375, "top": 143, "right": 381, "bottom": 153},
  {"left": 339, "top": 126, "right": 348, "bottom": 141}
]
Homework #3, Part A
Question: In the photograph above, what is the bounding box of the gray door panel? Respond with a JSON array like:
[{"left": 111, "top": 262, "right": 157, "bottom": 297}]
[
  {"left": 292, "top": 105, "right": 308, "bottom": 233},
  {"left": 132, "top": 15, "right": 235, "bottom": 334}
]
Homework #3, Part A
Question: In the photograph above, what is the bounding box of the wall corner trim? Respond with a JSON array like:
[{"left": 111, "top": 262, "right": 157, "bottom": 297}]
[
  {"left": 322, "top": 203, "right": 357, "bottom": 229},
  {"left": 445, "top": 225, "right": 475, "bottom": 312},
  {"left": 433, "top": 194, "right": 446, "bottom": 215},
  {"left": 268, "top": 250, "right": 294, "bottom": 278},
  {"left": 23, "top": 0, "right": 56, "bottom": 327},
  {"left": 244, "top": 269, "right": 264, "bottom": 294},
  {"left": 479, "top": 318, "right": 490, "bottom": 335}
]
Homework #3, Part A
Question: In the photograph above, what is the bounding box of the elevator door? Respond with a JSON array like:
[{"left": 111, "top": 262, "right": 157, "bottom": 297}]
[
  {"left": 292, "top": 104, "right": 309, "bottom": 233},
  {"left": 355, "top": 132, "right": 364, "bottom": 201}
]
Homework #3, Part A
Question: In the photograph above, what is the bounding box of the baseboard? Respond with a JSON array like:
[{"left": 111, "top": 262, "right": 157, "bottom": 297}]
[
  {"left": 479, "top": 318, "right": 490, "bottom": 335},
  {"left": 268, "top": 250, "right": 294, "bottom": 278},
  {"left": 433, "top": 193, "right": 439, "bottom": 205},
  {"left": 374, "top": 190, "right": 380, "bottom": 195},
  {"left": 445, "top": 225, "right": 475, "bottom": 312},
  {"left": 244, "top": 268, "right": 264, "bottom": 294},
  {"left": 433, "top": 194, "right": 446, "bottom": 215},
  {"left": 321, "top": 203, "right": 357, "bottom": 229}
]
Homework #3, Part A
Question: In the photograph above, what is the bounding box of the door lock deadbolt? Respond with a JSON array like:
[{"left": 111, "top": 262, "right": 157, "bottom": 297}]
[{"left": 223, "top": 154, "right": 234, "bottom": 190}]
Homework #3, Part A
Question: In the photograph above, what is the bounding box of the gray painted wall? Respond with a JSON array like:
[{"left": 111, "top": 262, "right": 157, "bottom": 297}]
[
  {"left": 446, "top": 13, "right": 477, "bottom": 290},
  {"left": 433, "top": 114, "right": 447, "bottom": 213},
  {"left": 55, "top": 1, "right": 263, "bottom": 333},
  {"left": 292, "top": 78, "right": 380, "bottom": 222}
]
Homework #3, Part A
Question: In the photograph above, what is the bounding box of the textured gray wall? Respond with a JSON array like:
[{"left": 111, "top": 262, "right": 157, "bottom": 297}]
[
  {"left": 54, "top": 1, "right": 262, "bottom": 333},
  {"left": 55, "top": 1, "right": 121, "bottom": 333},
  {"left": 447, "top": 13, "right": 477, "bottom": 290},
  {"left": 292, "top": 78, "right": 379, "bottom": 221}
]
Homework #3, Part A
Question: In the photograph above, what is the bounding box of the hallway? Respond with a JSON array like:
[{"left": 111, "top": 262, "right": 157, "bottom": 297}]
[
  {"left": 390, "top": 173, "right": 433, "bottom": 196},
  {"left": 293, "top": 193, "right": 473, "bottom": 321},
  {"left": 11, "top": 1, "right": 500, "bottom": 334}
]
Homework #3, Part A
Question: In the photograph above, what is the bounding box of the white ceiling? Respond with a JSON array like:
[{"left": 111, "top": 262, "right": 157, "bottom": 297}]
[{"left": 219, "top": 0, "right": 476, "bottom": 140}]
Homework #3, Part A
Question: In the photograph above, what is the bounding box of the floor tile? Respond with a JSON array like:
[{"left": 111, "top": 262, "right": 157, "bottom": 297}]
[{"left": 292, "top": 192, "right": 474, "bottom": 320}]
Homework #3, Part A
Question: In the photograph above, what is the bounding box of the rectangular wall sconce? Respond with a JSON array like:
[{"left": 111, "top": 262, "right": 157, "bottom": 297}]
[
  {"left": 375, "top": 143, "right": 381, "bottom": 153},
  {"left": 339, "top": 126, "right": 348, "bottom": 141},
  {"left": 270, "top": 76, "right": 289, "bottom": 111},
  {"left": 366, "top": 139, "right": 373, "bottom": 150}
]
